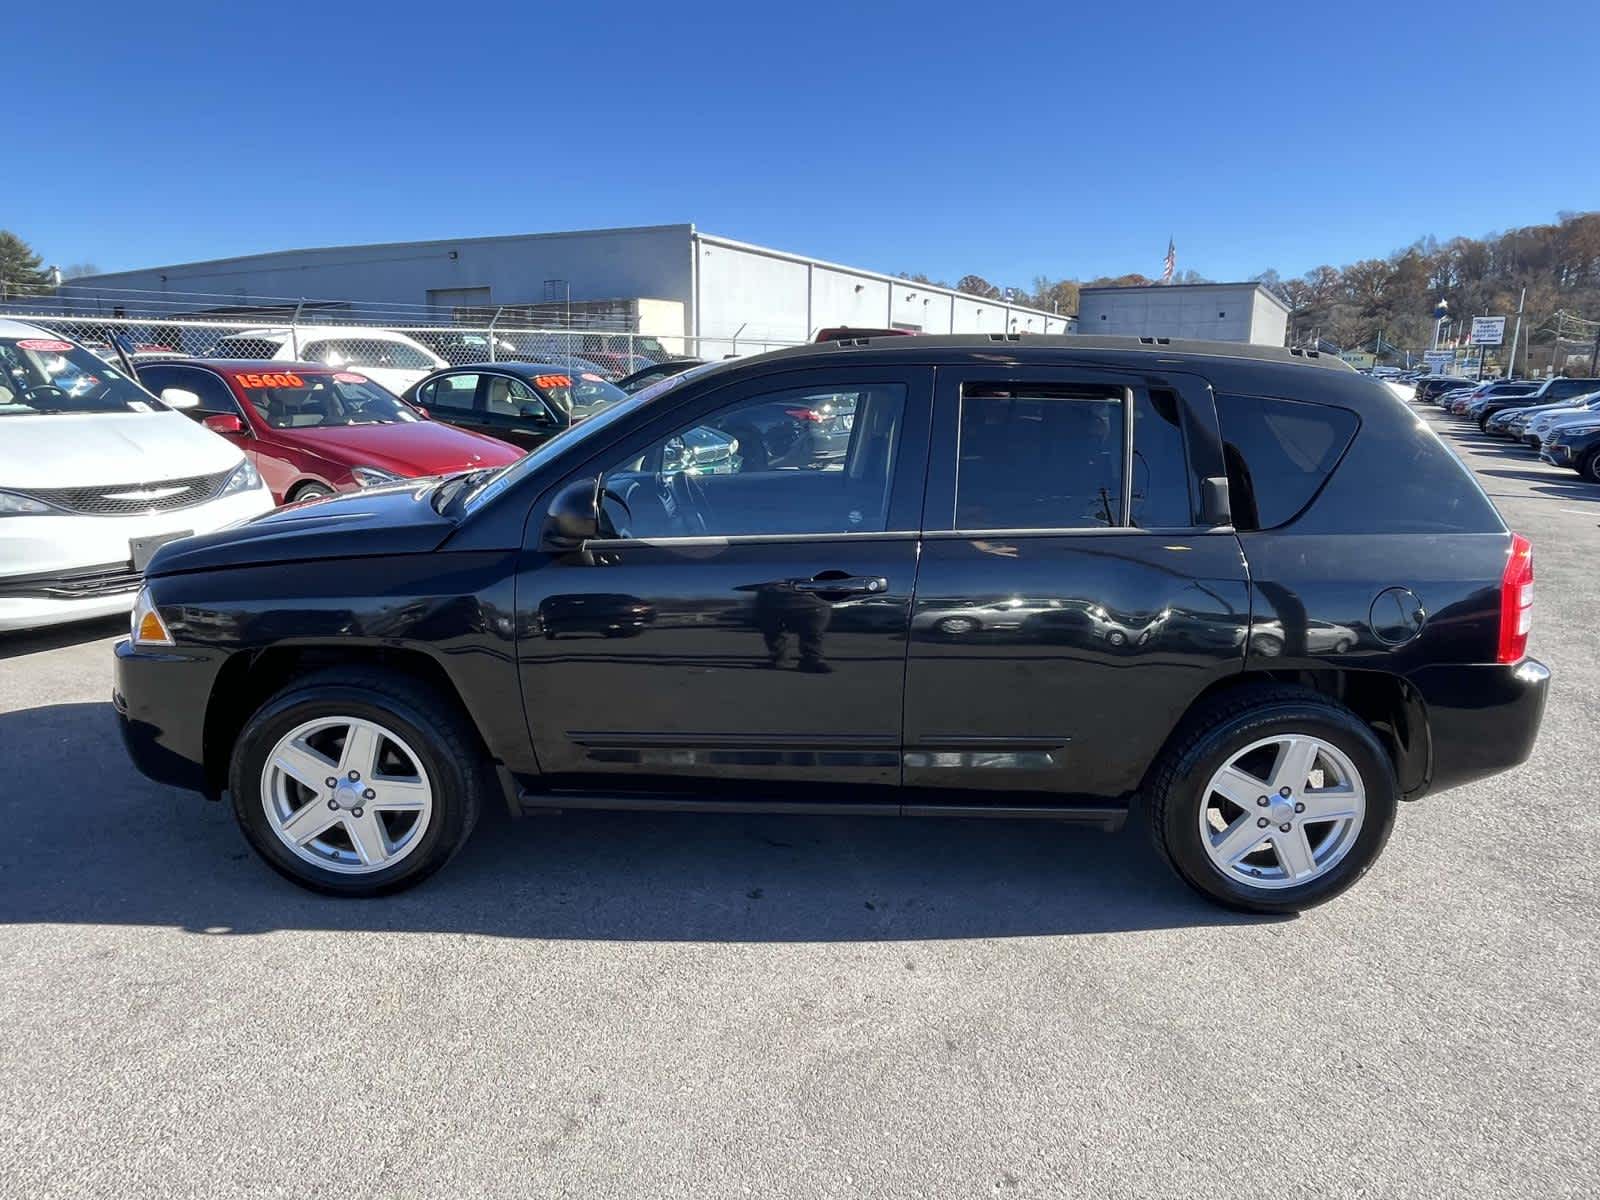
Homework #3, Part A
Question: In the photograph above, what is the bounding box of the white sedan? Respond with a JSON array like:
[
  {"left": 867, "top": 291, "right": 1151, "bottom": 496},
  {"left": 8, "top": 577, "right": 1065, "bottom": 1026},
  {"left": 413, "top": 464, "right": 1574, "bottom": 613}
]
[{"left": 0, "top": 321, "right": 274, "bottom": 631}]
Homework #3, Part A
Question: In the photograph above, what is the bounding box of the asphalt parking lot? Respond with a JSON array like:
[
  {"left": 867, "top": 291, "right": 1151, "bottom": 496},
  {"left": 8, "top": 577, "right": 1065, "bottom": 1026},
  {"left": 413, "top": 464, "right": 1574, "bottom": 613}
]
[{"left": 1, "top": 403, "right": 1596, "bottom": 1199}]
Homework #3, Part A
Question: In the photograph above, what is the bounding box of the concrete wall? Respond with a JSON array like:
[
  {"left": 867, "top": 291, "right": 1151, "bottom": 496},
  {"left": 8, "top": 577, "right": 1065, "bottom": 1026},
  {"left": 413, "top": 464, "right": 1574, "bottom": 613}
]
[
  {"left": 1249, "top": 295, "right": 1290, "bottom": 347},
  {"left": 1077, "top": 285, "right": 1287, "bottom": 345},
  {"left": 64, "top": 225, "right": 696, "bottom": 323}
]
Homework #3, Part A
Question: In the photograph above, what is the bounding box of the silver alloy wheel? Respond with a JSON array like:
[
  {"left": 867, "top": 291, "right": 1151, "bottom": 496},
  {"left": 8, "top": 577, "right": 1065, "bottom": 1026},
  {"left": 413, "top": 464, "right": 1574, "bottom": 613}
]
[
  {"left": 260, "top": 716, "right": 434, "bottom": 875},
  {"left": 1198, "top": 734, "right": 1366, "bottom": 891}
]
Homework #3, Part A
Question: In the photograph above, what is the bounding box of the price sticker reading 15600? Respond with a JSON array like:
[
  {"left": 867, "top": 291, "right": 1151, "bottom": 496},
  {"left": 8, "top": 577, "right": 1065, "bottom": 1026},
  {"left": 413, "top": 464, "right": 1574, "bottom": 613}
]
[{"left": 236, "top": 372, "right": 305, "bottom": 388}]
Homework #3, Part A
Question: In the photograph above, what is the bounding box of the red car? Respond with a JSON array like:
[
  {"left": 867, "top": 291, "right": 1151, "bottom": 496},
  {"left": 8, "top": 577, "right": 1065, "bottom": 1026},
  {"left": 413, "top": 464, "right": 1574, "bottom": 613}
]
[{"left": 137, "top": 359, "right": 522, "bottom": 504}]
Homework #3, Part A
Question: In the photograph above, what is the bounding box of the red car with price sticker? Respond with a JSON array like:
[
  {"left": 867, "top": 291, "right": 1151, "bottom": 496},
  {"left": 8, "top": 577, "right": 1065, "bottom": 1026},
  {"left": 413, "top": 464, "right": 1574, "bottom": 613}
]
[{"left": 135, "top": 359, "right": 523, "bottom": 505}]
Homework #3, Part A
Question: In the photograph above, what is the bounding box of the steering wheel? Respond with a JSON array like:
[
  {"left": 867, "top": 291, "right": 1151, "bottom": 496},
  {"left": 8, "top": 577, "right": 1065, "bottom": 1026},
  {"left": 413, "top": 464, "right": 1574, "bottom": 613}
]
[
  {"left": 668, "top": 468, "right": 713, "bottom": 535},
  {"left": 25, "top": 385, "right": 72, "bottom": 404}
]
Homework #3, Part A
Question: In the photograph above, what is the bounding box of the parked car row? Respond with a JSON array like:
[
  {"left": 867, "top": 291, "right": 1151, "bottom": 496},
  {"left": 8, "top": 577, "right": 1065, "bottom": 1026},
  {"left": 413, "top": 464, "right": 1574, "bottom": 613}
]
[
  {"left": 0, "top": 321, "right": 735, "bottom": 631},
  {"left": 1415, "top": 372, "right": 1600, "bottom": 482}
]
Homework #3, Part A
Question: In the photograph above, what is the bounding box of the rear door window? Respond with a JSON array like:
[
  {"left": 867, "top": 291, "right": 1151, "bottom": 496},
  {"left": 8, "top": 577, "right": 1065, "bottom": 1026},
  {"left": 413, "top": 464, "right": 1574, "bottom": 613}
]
[
  {"left": 1217, "top": 394, "right": 1359, "bottom": 530},
  {"left": 956, "top": 385, "right": 1124, "bottom": 529},
  {"left": 136, "top": 364, "right": 238, "bottom": 417},
  {"left": 428, "top": 373, "right": 481, "bottom": 412},
  {"left": 1131, "top": 389, "right": 1193, "bottom": 528}
]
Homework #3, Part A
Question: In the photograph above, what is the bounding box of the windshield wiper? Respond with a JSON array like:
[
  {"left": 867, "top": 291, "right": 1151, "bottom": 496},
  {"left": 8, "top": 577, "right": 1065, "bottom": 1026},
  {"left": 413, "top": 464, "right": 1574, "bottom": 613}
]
[{"left": 431, "top": 468, "right": 493, "bottom": 515}]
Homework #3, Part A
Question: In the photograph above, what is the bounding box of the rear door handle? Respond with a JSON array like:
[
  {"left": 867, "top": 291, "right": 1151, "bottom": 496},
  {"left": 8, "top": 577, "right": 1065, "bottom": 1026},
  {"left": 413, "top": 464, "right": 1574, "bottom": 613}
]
[{"left": 792, "top": 574, "right": 888, "bottom": 595}]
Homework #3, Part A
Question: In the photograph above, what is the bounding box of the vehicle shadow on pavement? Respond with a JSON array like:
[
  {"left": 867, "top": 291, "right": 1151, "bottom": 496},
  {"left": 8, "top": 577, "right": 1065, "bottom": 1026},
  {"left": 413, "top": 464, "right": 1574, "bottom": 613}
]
[
  {"left": 0, "top": 702, "right": 1269, "bottom": 941},
  {"left": 0, "top": 616, "right": 126, "bottom": 661}
]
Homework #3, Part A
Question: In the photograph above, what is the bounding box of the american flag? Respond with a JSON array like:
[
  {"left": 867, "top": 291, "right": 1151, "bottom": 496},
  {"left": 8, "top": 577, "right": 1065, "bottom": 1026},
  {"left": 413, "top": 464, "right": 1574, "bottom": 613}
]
[{"left": 1161, "top": 237, "right": 1176, "bottom": 284}]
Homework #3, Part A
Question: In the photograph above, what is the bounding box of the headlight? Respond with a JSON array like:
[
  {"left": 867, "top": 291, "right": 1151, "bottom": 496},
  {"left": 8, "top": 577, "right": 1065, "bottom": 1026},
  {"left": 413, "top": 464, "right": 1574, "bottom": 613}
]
[
  {"left": 351, "top": 466, "right": 401, "bottom": 488},
  {"left": 218, "top": 458, "right": 263, "bottom": 497},
  {"left": 0, "top": 489, "right": 58, "bottom": 516},
  {"left": 130, "top": 586, "right": 175, "bottom": 647}
]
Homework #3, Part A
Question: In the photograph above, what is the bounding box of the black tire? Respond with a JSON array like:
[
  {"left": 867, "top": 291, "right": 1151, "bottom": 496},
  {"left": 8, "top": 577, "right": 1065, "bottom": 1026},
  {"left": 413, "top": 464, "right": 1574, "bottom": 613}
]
[
  {"left": 1144, "top": 685, "right": 1398, "bottom": 914},
  {"left": 228, "top": 667, "right": 486, "bottom": 896},
  {"left": 290, "top": 482, "right": 334, "bottom": 502},
  {"left": 1582, "top": 450, "right": 1600, "bottom": 484}
]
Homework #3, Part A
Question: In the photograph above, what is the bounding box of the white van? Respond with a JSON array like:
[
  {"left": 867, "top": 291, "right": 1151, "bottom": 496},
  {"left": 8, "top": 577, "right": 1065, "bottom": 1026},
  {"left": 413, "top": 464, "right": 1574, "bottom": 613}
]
[{"left": 0, "top": 320, "right": 275, "bottom": 632}]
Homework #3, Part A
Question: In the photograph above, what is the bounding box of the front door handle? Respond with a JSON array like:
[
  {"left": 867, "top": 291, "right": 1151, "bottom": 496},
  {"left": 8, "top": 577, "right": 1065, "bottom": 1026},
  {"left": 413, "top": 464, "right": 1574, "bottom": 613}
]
[{"left": 792, "top": 574, "right": 888, "bottom": 595}]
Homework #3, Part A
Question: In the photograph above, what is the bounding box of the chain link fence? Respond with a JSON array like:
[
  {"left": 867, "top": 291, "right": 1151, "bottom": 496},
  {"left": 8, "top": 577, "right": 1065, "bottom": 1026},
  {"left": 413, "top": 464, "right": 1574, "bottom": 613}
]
[{"left": 0, "top": 312, "right": 802, "bottom": 383}]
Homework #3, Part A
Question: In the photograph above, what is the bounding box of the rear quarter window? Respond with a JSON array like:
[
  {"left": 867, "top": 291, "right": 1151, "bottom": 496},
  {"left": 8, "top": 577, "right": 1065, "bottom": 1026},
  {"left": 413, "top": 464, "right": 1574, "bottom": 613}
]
[
  {"left": 1222, "top": 390, "right": 1503, "bottom": 535},
  {"left": 1217, "top": 393, "right": 1358, "bottom": 529}
]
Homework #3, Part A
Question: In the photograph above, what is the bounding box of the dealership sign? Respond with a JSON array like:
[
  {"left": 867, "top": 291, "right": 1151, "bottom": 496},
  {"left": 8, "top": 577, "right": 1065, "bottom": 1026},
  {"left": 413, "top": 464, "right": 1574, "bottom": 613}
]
[
  {"left": 1470, "top": 317, "right": 1506, "bottom": 346},
  {"left": 1424, "top": 351, "right": 1455, "bottom": 374}
]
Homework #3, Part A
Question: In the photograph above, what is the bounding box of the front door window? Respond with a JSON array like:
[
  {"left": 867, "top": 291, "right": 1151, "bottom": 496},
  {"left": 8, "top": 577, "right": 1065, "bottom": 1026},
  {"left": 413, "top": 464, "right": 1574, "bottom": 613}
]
[{"left": 596, "top": 382, "right": 907, "bottom": 540}]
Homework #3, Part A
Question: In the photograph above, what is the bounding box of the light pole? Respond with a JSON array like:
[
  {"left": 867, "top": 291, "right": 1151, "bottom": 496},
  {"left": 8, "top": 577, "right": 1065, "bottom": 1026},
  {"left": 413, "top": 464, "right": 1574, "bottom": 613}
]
[
  {"left": 1431, "top": 300, "right": 1449, "bottom": 352},
  {"left": 1506, "top": 288, "right": 1526, "bottom": 379}
]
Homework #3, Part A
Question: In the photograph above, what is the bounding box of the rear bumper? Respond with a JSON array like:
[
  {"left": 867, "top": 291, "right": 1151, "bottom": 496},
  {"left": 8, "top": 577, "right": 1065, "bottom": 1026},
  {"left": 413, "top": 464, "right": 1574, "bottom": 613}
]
[
  {"left": 113, "top": 637, "right": 223, "bottom": 796},
  {"left": 1408, "top": 658, "right": 1550, "bottom": 798}
]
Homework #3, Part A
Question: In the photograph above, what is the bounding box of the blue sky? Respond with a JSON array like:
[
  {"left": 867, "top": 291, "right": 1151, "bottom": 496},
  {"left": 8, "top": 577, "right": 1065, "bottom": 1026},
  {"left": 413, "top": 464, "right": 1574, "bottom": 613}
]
[{"left": 13, "top": 0, "right": 1599, "bottom": 289}]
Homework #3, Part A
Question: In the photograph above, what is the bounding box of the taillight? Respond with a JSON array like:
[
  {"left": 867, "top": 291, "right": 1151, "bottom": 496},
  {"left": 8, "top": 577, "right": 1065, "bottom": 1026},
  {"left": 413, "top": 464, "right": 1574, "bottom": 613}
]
[
  {"left": 785, "top": 407, "right": 824, "bottom": 422},
  {"left": 1497, "top": 533, "right": 1533, "bottom": 663}
]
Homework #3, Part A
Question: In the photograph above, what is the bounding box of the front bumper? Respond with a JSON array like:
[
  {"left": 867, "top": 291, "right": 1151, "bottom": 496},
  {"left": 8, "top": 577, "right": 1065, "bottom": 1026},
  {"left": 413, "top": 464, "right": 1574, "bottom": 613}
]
[
  {"left": 114, "top": 637, "right": 227, "bottom": 796},
  {"left": 1540, "top": 444, "right": 1572, "bottom": 466},
  {"left": 1408, "top": 658, "right": 1550, "bottom": 798}
]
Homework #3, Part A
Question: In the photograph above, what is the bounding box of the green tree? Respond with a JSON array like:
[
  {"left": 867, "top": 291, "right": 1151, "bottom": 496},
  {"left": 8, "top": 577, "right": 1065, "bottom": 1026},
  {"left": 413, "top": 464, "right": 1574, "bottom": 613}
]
[
  {"left": 955, "top": 274, "right": 1001, "bottom": 299},
  {"left": 0, "top": 230, "right": 52, "bottom": 300}
]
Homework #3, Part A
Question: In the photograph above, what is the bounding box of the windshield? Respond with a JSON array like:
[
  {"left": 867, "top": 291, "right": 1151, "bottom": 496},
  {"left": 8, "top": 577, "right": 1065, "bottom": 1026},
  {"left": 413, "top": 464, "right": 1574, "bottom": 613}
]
[
  {"left": 458, "top": 360, "right": 729, "bottom": 514},
  {"left": 235, "top": 371, "right": 421, "bottom": 428},
  {"left": 0, "top": 336, "right": 161, "bottom": 416}
]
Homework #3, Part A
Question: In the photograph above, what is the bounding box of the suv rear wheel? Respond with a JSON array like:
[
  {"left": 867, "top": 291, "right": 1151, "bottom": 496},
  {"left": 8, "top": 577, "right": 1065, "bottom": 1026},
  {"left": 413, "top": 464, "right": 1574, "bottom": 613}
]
[
  {"left": 228, "top": 667, "right": 485, "bottom": 896},
  {"left": 1581, "top": 449, "right": 1600, "bottom": 484},
  {"left": 1146, "top": 686, "right": 1397, "bottom": 913}
]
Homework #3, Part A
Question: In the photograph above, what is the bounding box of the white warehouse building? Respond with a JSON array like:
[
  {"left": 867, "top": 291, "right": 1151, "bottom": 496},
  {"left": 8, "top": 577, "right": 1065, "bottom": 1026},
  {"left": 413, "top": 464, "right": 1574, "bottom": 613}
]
[
  {"left": 67, "top": 224, "right": 1074, "bottom": 357},
  {"left": 1077, "top": 281, "right": 1289, "bottom": 346}
]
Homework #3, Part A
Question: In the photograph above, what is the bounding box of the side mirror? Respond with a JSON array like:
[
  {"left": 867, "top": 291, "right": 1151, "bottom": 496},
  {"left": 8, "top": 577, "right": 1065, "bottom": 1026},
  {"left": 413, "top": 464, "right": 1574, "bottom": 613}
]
[
  {"left": 203, "top": 413, "right": 246, "bottom": 435},
  {"left": 540, "top": 477, "right": 600, "bottom": 551},
  {"left": 408, "top": 402, "right": 431, "bottom": 420},
  {"left": 161, "top": 387, "right": 201, "bottom": 411}
]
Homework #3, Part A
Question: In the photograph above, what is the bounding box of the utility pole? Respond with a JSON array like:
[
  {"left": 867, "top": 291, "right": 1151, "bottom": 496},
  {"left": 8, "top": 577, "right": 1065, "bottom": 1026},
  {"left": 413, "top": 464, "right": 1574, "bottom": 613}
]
[{"left": 1505, "top": 288, "right": 1526, "bottom": 378}]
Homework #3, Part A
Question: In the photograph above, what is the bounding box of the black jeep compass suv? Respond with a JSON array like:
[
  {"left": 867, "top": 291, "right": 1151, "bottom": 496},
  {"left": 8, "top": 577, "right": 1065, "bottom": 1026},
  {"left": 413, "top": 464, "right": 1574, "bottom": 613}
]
[{"left": 114, "top": 336, "right": 1549, "bottom": 913}]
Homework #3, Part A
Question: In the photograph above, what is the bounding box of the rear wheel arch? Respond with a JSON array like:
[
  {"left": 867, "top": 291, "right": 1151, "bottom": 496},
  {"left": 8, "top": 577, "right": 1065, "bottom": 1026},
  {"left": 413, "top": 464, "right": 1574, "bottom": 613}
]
[{"left": 1146, "top": 668, "right": 1427, "bottom": 801}]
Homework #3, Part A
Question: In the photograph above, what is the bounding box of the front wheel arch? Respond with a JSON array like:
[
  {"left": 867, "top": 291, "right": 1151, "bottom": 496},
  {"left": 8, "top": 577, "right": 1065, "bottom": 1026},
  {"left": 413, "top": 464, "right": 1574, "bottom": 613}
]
[{"left": 202, "top": 644, "right": 502, "bottom": 802}]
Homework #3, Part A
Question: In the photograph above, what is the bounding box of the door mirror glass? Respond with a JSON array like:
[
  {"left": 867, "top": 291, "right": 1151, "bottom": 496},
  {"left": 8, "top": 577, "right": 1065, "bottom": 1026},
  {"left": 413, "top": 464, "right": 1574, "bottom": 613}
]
[
  {"left": 160, "top": 387, "right": 201, "bottom": 410},
  {"left": 540, "top": 477, "right": 601, "bottom": 550},
  {"left": 202, "top": 413, "right": 246, "bottom": 435}
]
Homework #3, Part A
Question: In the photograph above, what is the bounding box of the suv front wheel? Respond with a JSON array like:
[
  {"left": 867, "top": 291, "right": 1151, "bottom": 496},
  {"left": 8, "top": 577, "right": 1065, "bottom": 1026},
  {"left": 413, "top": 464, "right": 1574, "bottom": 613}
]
[
  {"left": 228, "top": 668, "right": 485, "bottom": 896},
  {"left": 1146, "top": 686, "right": 1398, "bottom": 913}
]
